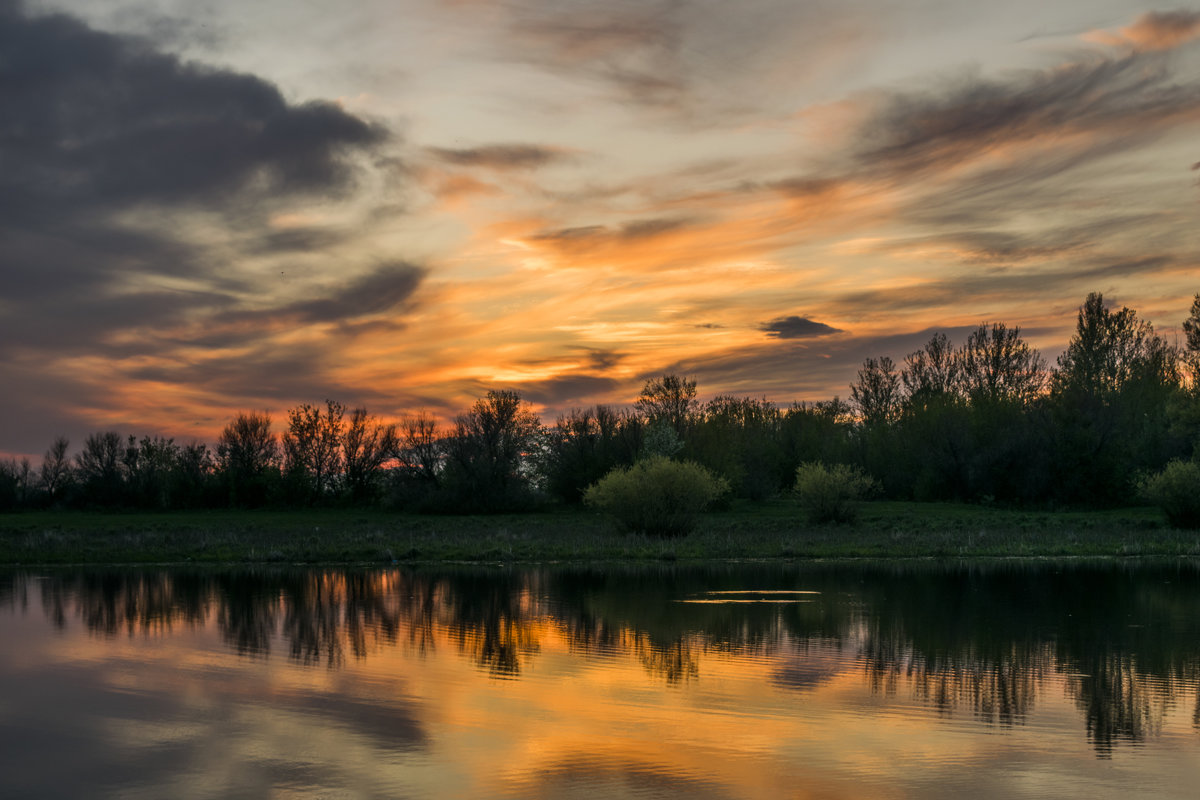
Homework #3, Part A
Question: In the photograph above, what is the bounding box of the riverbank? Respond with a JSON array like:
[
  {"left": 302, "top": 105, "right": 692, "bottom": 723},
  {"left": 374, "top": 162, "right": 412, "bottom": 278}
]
[{"left": 1, "top": 500, "right": 1194, "bottom": 565}]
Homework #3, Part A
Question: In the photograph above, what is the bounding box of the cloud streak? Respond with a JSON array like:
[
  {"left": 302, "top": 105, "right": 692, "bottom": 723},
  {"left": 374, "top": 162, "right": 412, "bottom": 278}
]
[
  {"left": 761, "top": 317, "right": 843, "bottom": 340},
  {"left": 428, "top": 144, "right": 569, "bottom": 171}
]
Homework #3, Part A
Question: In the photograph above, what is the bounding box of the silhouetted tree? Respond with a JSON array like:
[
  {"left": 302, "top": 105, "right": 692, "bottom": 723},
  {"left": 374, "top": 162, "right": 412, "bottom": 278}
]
[
  {"left": 397, "top": 411, "right": 441, "bottom": 482},
  {"left": 851, "top": 356, "right": 901, "bottom": 426},
  {"left": 442, "top": 389, "right": 542, "bottom": 512},
  {"left": 959, "top": 322, "right": 1045, "bottom": 406},
  {"left": 172, "top": 442, "right": 214, "bottom": 508},
  {"left": 635, "top": 374, "right": 698, "bottom": 436},
  {"left": 283, "top": 400, "right": 345, "bottom": 503},
  {"left": 342, "top": 407, "right": 397, "bottom": 503},
  {"left": 217, "top": 411, "right": 278, "bottom": 506},
  {"left": 902, "top": 332, "right": 961, "bottom": 405},
  {"left": 543, "top": 405, "right": 638, "bottom": 504},
  {"left": 39, "top": 436, "right": 72, "bottom": 506},
  {"left": 1181, "top": 293, "right": 1200, "bottom": 355},
  {"left": 75, "top": 431, "right": 125, "bottom": 506},
  {"left": 122, "top": 435, "right": 180, "bottom": 509},
  {"left": 0, "top": 458, "right": 33, "bottom": 510},
  {"left": 689, "top": 395, "right": 784, "bottom": 499},
  {"left": 1049, "top": 293, "right": 1182, "bottom": 503}
]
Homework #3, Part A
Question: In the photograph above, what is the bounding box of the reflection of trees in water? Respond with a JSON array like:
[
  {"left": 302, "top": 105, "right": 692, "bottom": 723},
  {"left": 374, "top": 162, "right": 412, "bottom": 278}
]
[
  {"left": 1064, "top": 652, "right": 1199, "bottom": 757},
  {"left": 30, "top": 571, "right": 211, "bottom": 637},
  {"left": 863, "top": 636, "right": 1045, "bottom": 725},
  {"left": 632, "top": 633, "right": 701, "bottom": 684},
  {"left": 9, "top": 561, "right": 1200, "bottom": 754}
]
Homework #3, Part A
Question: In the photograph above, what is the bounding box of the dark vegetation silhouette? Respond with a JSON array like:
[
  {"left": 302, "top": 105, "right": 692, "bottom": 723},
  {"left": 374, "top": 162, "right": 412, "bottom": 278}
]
[{"left": 3, "top": 292, "right": 1200, "bottom": 521}]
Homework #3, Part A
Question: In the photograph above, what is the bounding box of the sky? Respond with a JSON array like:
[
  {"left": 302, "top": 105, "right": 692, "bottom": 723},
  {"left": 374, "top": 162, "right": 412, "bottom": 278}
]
[{"left": 2, "top": 0, "right": 1199, "bottom": 456}]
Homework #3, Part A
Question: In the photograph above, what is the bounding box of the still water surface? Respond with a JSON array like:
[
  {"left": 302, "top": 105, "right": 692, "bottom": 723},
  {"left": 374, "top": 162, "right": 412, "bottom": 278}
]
[{"left": 1, "top": 560, "right": 1199, "bottom": 798}]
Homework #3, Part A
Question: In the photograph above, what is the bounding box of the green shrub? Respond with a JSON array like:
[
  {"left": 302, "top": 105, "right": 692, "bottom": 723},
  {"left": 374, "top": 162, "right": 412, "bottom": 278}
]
[
  {"left": 583, "top": 455, "right": 729, "bottom": 537},
  {"left": 793, "top": 461, "right": 876, "bottom": 523},
  {"left": 1138, "top": 459, "right": 1200, "bottom": 529}
]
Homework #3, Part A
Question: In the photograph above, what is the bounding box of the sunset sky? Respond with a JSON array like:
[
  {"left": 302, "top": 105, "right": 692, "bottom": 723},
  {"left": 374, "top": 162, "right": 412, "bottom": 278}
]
[{"left": 3, "top": 0, "right": 1199, "bottom": 456}]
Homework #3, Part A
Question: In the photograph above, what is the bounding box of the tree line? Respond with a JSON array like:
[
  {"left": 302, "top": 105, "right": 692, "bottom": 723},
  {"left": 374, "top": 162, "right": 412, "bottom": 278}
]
[{"left": 2, "top": 291, "right": 1199, "bottom": 514}]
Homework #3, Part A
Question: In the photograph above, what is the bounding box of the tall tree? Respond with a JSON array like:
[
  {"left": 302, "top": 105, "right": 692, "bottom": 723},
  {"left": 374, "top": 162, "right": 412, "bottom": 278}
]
[
  {"left": 39, "top": 436, "right": 72, "bottom": 505},
  {"left": 635, "top": 374, "right": 699, "bottom": 435},
  {"left": 217, "top": 411, "right": 278, "bottom": 506},
  {"left": 959, "top": 322, "right": 1045, "bottom": 406},
  {"left": 1183, "top": 293, "right": 1200, "bottom": 354},
  {"left": 851, "top": 356, "right": 901, "bottom": 426},
  {"left": 75, "top": 431, "right": 125, "bottom": 505},
  {"left": 1049, "top": 292, "right": 1181, "bottom": 503},
  {"left": 0, "top": 458, "right": 34, "bottom": 510},
  {"left": 397, "top": 411, "right": 442, "bottom": 483},
  {"left": 122, "top": 435, "right": 181, "bottom": 509},
  {"left": 283, "top": 400, "right": 346, "bottom": 502},
  {"left": 902, "top": 332, "right": 961, "bottom": 405},
  {"left": 341, "top": 407, "right": 397, "bottom": 503},
  {"left": 442, "top": 389, "right": 542, "bottom": 511},
  {"left": 1052, "top": 293, "right": 1176, "bottom": 398}
]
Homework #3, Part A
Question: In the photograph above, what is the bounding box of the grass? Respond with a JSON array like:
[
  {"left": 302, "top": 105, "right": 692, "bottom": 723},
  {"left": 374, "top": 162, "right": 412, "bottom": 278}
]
[{"left": 1, "top": 500, "right": 1196, "bottom": 566}]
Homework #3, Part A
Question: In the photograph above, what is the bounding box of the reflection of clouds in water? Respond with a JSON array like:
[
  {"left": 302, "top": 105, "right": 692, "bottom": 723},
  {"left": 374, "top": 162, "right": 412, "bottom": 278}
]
[
  {"left": 4, "top": 562, "right": 1200, "bottom": 760},
  {"left": 770, "top": 643, "right": 846, "bottom": 692}
]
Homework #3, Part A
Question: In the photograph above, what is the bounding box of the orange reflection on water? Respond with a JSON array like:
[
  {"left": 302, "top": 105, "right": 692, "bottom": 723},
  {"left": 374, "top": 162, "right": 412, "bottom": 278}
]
[{"left": 6, "top": 567, "right": 1200, "bottom": 798}]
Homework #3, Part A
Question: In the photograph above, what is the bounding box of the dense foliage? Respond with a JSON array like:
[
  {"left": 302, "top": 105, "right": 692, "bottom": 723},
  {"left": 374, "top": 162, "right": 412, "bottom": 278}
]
[
  {"left": 1138, "top": 460, "right": 1200, "bottom": 529},
  {"left": 793, "top": 462, "right": 877, "bottom": 524},
  {"left": 3, "top": 292, "right": 1200, "bottom": 525},
  {"left": 583, "top": 456, "right": 729, "bottom": 536}
]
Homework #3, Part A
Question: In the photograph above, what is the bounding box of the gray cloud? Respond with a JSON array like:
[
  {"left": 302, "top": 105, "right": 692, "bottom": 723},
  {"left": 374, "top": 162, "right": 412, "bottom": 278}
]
[
  {"left": 428, "top": 143, "right": 566, "bottom": 170},
  {"left": 468, "top": 0, "right": 875, "bottom": 121},
  {"left": 1, "top": 7, "right": 385, "bottom": 222},
  {"left": 0, "top": 3, "right": 397, "bottom": 308},
  {"left": 650, "top": 325, "right": 990, "bottom": 403},
  {"left": 516, "top": 375, "right": 621, "bottom": 406},
  {"left": 854, "top": 55, "right": 1200, "bottom": 179},
  {"left": 0, "top": 3, "right": 420, "bottom": 450},
  {"left": 761, "top": 316, "right": 843, "bottom": 340},
  {"left": 825, "top": 255, "right": 1176, "bottom": 317},
  {"left": 530, "top": 217, "right": 692, "bottom": 250},
  {"left": 269, "top": 262, "right": 426, "bottom": 325}
]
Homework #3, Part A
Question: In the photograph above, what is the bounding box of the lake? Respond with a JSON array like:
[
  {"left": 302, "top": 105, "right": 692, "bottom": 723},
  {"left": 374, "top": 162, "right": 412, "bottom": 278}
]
[{"left": 1, "top": 560, "right": 1198, "bottom": 798}]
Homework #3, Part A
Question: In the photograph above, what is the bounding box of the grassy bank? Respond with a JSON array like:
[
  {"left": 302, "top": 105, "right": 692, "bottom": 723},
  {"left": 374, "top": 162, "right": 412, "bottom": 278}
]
[{"left": 1, "top": 500, "right": 1197, "bottom": 565}]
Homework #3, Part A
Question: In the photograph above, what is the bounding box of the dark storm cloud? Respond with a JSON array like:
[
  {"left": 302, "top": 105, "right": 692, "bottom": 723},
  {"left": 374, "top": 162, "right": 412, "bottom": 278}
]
[
  {"left": 428, "top": 143, "right": 566, "bottom": 170},
  {"left": 0, "top": 5, "right": 386, "bottom": 220},
  {"left": 0, "top": 3, "right": 399, "bottom": 319},
  {"left": 760, "top": 316, "right": 843, "bottom": 340},
  {"left": 0, "top": 3, "right": 421, "bottom": 450},
  {"left": 0, "top": 4, "right": 417, "bottom": 335}
]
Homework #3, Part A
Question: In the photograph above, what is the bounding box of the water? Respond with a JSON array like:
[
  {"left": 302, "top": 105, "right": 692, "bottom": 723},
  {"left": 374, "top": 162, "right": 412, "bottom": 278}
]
[{"left": 1, "top": 560, "right": 1198, "bottom": 798}]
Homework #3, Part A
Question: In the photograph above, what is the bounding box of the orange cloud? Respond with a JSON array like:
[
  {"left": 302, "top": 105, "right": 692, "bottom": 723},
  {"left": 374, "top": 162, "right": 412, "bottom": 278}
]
[{"left": 1084, "top": 10, "right": 1200, "bottom": 52}]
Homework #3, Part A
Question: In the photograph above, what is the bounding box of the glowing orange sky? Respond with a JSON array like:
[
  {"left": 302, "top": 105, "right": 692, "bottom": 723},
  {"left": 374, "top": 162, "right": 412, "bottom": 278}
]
[{"left": 2, "top": 2, "right": 1199, "bottom": 456}]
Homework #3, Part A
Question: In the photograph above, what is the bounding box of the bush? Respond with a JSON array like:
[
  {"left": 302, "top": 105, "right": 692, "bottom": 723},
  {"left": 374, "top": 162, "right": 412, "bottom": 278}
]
[
  {"left": 583, "top": 455, "right": 729, "bottom": 537},
  {"left": 793, "top": 461, "right": 877, "bottom": 523},
  {"left": 1139, "top": 459, "right": 1200, "bottom": 529}
]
